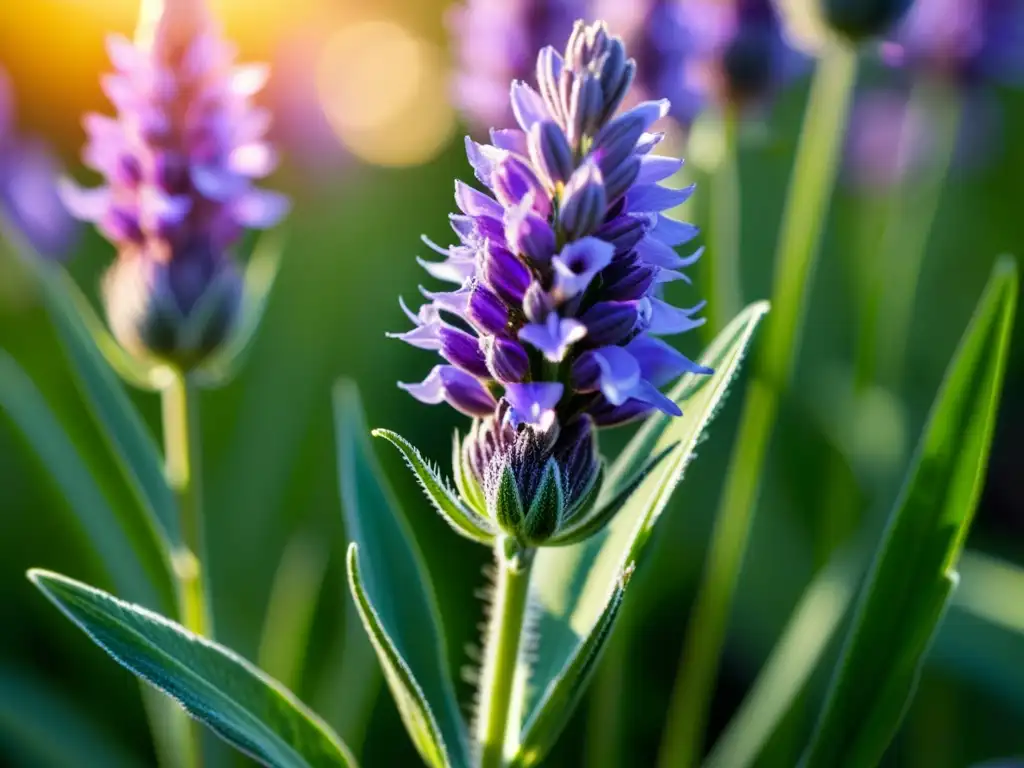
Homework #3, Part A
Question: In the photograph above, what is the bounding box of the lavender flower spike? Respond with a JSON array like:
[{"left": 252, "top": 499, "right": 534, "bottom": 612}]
[
  {"left": 386, "top": 20, "right": 711, "bottom": 549},
  {"left": 59, "top": 0, "right": 288, "bottom": 369}
]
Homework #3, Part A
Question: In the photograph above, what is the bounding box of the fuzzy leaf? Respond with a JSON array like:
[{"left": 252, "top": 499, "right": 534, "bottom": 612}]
[
  {"left": 802, "top": 258, "right": 1017, "bottom": 768},
  {"left": 372, "top": 428, "right": 495, "bottom": 544},
  {"left": 517, "top": 301, "right": 769, "bottom": 763},
  {"left": 334, "top": 383, "right": 470, "bottom": 768},
  {"left": 28, "top": 570, "right": 355, "bottom": 768}
]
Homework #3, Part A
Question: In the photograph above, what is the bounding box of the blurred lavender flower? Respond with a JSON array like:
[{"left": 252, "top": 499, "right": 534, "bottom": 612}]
[
  {"left": 59, "top": 0, "right": 288, "bottom": 368},
  {"left": 448, "top": 0, "right": 587, "bottom": 132},
  {"left": 600, "top": 0, "right": 803, "bottom": 127},
  {"left": 846, "top": 0, "right": 1024, "bottom": 188},
  {"left": 391, "top": 21, "right": 710, "bottom": 547},
  {"left": 0, "top": 69, "right": 79, "bottom": 260},
  {"left": 883, "top": 0, "right": 1024, "bottom": 84}
]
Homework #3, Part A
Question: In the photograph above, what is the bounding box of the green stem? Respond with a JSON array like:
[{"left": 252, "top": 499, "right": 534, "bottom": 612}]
[
  {"left": 162, "top": 371, "right": 211, "bottom": 768},
  {"left": 707, "top": 109, "right": 743, "bottom": 337},
  {"left": 656, "top": 43, "right": 859, "bottom": 768},
  {"left": 476, "top": 542, "right": 534, "bottom": 768}
]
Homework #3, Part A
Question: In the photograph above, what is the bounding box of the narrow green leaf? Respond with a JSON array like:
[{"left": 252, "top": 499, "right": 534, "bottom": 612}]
[
  {"left": 29, "top": 257, "right": 181, "bottom": 549},
  {"left": 28, "top": 570, "right": 355, "bottom": 768},
  {"left": 334, "top": 382, "right": 470, "bottom": 768},
  {"left": 0, "top": 667, "right": 144, "bottom": 768},
  {"left": 195, "top": 229, "right": 286, "bottom": 386},
  {"left": 0, "top": 352, "right": 162, "bottom": 608},
  {"left": 704, "top": 547, "right": 863, "bottom": 768},
  {"left": 372, "top": 428, "right": 496, "bottom": 544},
  {"left": 512, "top": 582, "right": 627, "bottom": 768},
  {"left": 522, "top": 301, "right": 769, "bottom": 758},
  {"left": 802, "top": 257, "right": 1018, "bottom": 768},
  {"left": 258, "top": 528, "right": 332, "bottom": 693}
]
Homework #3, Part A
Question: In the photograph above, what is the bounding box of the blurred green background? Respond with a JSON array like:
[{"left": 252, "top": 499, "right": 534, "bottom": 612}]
[{"left": 2, "top": 1, "right": 1024, "bottom": 766}]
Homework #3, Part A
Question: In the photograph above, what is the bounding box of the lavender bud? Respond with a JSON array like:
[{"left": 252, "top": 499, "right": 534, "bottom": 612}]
[
  {"left": 483, "top": 241, "right": 531, "bottom": 305},
  {"left": 440, "top": 327, "right": 490, "bottom": 378},
  {"left": 579, "top": 301, "right": 640, "bottom": 346},
  {"left": 592, "top": 113, "right": 646, "bottom": 179},
  {"left": 536, "top": 47, "right": 564, "bottom": 125},
  {"left": 523, "top": 282, "right": 555, "bottom": 323},
  {"left": 102, "top": 244, "right": 242, "bottom": 369},
  {"left": 559, "top": 162, "right": 607, "bottom": 239},
  {"left": 487, "top": 336, "right": 530, "bottom": 383},
  {"left": 596, "top": 215, "right": 650, "bottom": 255},
  {"left": 505, "top": 200, "right": 556, "bottom": 265},
  {"left": 602, "top": 157, "right": 641, "bottom": 204},
  {"left": 468, "top": 283, "right": 509, "bottom": 335},
  {"left": 492, "top": 156, "right": 549, "bottom": 217},
  {"left": 567, "top": 74, "right": 604, "bottom": 148},
  {"left": 528, "top": 121, "right": 574, "bottom": 189},
  {"left": 601, "top": 256, "right": 656, "bottom": 301}
]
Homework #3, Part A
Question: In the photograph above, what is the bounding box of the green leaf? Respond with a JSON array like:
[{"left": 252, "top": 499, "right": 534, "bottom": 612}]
[
  {"left": 0, "top": 352, "right": 163, "bottom": 608},
  {"left": 195, "top": 229, "right": 286, "bottom": 386},
  {"left": 0, "top": 666, "right": 145, "bottom": 768},
  {"left": 519, "top": 301, "right": 769, "bottom": 762},
  {"left": 333, "top": 382, "right": 470, "bottom": 768},
  {"left": 30, "top": 257, "right": 181, "bottom": 549},
  {"left": 28, "top": 569, "right": 355, "bottom": 768},
  {"left": 801, "top": 257, "right": 1018, "bottom": 768},
  {"left": 372, "top": 428, "right": 496, "bottom": 544},
  {"left": 704, "top": 546, "right": 863, "bottom": 768}
]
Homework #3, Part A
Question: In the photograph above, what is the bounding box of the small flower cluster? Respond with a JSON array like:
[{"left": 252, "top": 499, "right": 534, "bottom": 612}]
[
  {"left": 393, "top": 21, "right": 710, "bottom": 546},
  {"left": 60, "top": 1, "right": 287, "bottom": 367}
]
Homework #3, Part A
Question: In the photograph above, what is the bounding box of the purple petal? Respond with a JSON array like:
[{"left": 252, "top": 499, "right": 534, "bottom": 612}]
[
  {"left": 647, "top": 298, "right": 707, "bottom": 336},
  {"left": 505, "top": 381, "right": 564, "bottom": 426},
  {"left": 388, "top": 319, "right": 442, "bottom": 350},
  {"left": 574, "top": 346, "right": 642, "bottom": 406},
  {"left": 551, "top": 236, "right": 615, "bottom": 300},
  {"left": 417, "top": 251, "right": 477, "bottom": 284},
  {"left": 627, "top": 334, "right": 712, "bottom": 386},
  {"left": 510, "top": 81, "right": 548, "bottom": 133},
  {"left": 627, "top": 183, "right": 696, "bottom": 212},
  {"left": 589, "top": 398, "right": 656, "bottom": 427},
  {"left": 399, "top": 365, "right": 496, "bottom": 417},
  {"left": 632, "top": 379, "right": 682, "bottom": 417},
  {"left": 464, "top": 137, "right": 506, "bottom": 187},
  {"left": 652, "top": 214, "right": 700, "bottom": 246},
  {"left": 519, "top": 313, "right": 587, "bottom": 362},
  {"left": 420, "top": 284, "right": 472, "bottom": 318},
  {"left": 636, "top": 155, "right": 684, "bottom": 185},
  {"left": 635, "top": 233, "right": 689, "bottom": 269},
  {"left": 490, "top": 128, "right": 529, "bottom": 155},
  {"left": 454, "top": 181, "right": 503, "bottom": 219},
  {"left": 617, "top": 100, "right": 670, "bottom": 132}
]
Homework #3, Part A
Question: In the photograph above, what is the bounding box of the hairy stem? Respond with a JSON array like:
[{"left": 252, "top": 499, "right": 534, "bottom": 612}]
[
  {"left": 476, "top": 541, "right": 534, "bottom": 768},
  {"left": 657, "top": 42, "right": 860, "bottom": 768}
]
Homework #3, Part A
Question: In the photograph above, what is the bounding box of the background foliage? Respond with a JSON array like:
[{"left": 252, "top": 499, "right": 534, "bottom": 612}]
[{"left": 1, "top": 1, "right": 1023, "bottom": 766}]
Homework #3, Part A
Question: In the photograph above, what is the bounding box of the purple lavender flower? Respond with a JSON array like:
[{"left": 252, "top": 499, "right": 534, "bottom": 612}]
[
  {"left": 389, "top": 21, "right": 711, "bottom": 547},
  {"left": 882, "top": 0, "right": 1024, "bottom": 84},
  {"left": 448, "top": 0, "right": 588, "bottom": 132},
  {"left": 59, "top": 0, "right": 288, "bottom": 368},
  {"left": 0, "top": 69, "right": 79, "bottom": 260}
]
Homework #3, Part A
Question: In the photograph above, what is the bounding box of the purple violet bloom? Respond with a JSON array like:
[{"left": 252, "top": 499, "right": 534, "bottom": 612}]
[
  {"left": 59, "top": 0, "right": 288, "bottom": 368},
  {"left": 0, "top": 69, "right": 79, "bottom": 260},
  {"left": 448, "top": 0, "right": 589, "bottom": 132},
  {"left": 393, "top": 21, "right": 712, "bottom": 547}
]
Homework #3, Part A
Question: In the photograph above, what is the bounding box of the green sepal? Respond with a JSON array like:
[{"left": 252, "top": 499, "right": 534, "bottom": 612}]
[
  {"left": 372, "top": 429, "right": 496, "bottom": 545},
  {"left": 524, "top": 459, "right": 564, "bottom": 545},
  {"left": 546, "top": 444, "right": 676, "bottom": 547},
  {"left": 494, "top": 463, "right": 526, "bottom": 537}
]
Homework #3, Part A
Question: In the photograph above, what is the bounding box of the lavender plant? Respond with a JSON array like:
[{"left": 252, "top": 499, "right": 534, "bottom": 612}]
[{"left": 0, "top": 3, "right": 1019, "bottom": 768}]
